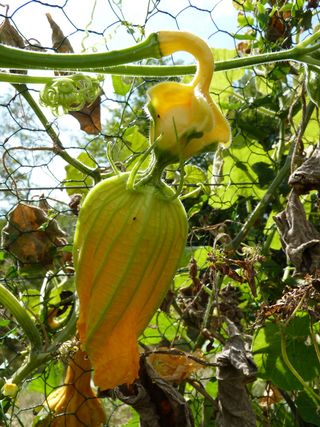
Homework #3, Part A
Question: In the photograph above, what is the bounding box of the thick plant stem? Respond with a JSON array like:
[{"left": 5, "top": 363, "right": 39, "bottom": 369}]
[
  {"left": 228, "top": 102, "right": 315, "bottom": 251},
  {"left": 0, "top": 33, "right": 161, "bottom": 71},
  {"left": 0, "top": 284, "right": 42, "bottom": 353},
  {"left": 1, "top": 30, "right": 320, "bottom": 82},
  {"left": 13, "top": 84, "right": 101, "bottom": 183},
  {"left": 10, "top": 307, "right": 77, "bottom": 386}
]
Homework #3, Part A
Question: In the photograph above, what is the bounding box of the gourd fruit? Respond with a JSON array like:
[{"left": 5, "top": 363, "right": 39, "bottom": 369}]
[
  {"left": 44, "top": 348, "right": 106, "bottom": 427},
  {"left": 74, "top": 172, "right": 188, "bottom": 390}
]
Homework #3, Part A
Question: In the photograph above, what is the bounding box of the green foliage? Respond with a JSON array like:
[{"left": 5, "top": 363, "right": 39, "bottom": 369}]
[
  {"left": 253, "top": 314, "right": 320, "bottom": 390},
  {"left": 64, "top": 152, "right": 96, "bottom": 195},
  {"left": 112, "top": 75, "right": 132, "bottom": 96}
]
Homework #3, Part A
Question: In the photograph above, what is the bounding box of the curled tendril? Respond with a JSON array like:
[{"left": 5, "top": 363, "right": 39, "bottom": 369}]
[{"left": 40, "top": 73, "right": 104, "bottom": 116}]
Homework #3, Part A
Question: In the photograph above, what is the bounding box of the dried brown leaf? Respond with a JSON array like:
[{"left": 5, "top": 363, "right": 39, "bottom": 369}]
[
  {"left": 289, "top": 146, "right": 320, "bottom": 194},
  {"left": 69, "top": 96, "right": 102, "bottom": 135},
  {"left": 46, "top": 13, "right": 74, "bottom": 53},
  {"left": 274, "top": 191, "right": 320, "bottom": 274},
  {"left": 0, "top": 17, "right": 25, "bottom": 48},
  {"left": 216, "top": 321, "right": 257, "bottom": 427},
  {"left": 114, "top": 356, "right": 194, "bottom": 427},
  {"left": 1, "top": 203, "right": 67, "bottom": 266}
]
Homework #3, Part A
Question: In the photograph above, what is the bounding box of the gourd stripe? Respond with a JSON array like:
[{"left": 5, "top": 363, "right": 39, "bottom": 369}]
[
  {"left": 88, "top": 193, "right": 169, "bottom": 343},
  {"left": 74, "top": 180, "right": 126, "bottom": 273},
  {"left": 84, "top": 190, "right": 155, "bottom": 345},
  {"left": 74, "top": 174, "right": 127, "bottom": 254},
  {"left": 137, "top": 199, "right": 187, "bottom": 330},
  {"left": 75, "top": 177, "right": 130, "bottom": 330},
  {"left": 76, "top": 188, "right": 140, "bottom": 341},
  {"left": 87, "top": 188, "right": 150, "bottom": 290},
  {"left": 77, "top": 189, "right": 132, "bottom": 288}
]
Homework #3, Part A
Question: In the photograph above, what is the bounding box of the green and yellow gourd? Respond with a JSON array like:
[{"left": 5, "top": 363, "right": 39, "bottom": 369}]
[
  {"left": 73, "top": 31, "right": 231, "bottom": 391},
  {"left": 74, "top": 173, "right": 188, "bottom": 390}
]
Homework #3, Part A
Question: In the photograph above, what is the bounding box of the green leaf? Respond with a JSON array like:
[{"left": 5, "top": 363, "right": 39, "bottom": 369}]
[
  {"left": 27, "top": 361, "right": 64, "bottom": 394},
  {"left": 210, "top": 49, "right": 245, "bottom": 107},
  {"left": 140, "top": 311, "right": 179, "bottom": 346},
  {"left": 251, "top": 162, "right": 275, "bottom": 187},
  {"left": 238, "top": 13, "right": 254, "bottom": 27},
  {"left": 112, "top": 75, "right": 131, "bottom": 96},
  {"left": 122, "top": 409, "right": 140, "bottom": 427},
  {"left": 296, "top": 391, "right": 320, "bottom": 426},
  {"left": 183, "top": 164, "right": 208, "bottom": 198},
  {"left": 111, "top": 125, "right": 149, "bottom": 168},
  {"left": 264, "top": 211, "right": 281, "bottom": 251},
  {"left": 253, "top": 315, "right": 320, "bottom": 390},
  {"left": 0, "top": 319, "right": 10, "bottom": 327},
  {"left": 64, "top": 152, "right": 96, "bottom": 196},
  {"left": 208, "top": 135, "right": 273, "bottom": 209},
  {"left": 232, "top": 33, "right": 257, "bottom": 41},
  {"left": 178, "top": 245, "right": 212, "bottom": 269}
]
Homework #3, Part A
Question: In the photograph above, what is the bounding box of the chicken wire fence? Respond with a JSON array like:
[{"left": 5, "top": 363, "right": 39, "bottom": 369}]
[{"left": 1, "top": 1, "right": 320, "bottom": 426}]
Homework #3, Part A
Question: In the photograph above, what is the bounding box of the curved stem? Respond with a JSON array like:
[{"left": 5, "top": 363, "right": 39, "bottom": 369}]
[
  {"left": 2, "top": 41, "right": 320, "bottom": 84},
  {"left": 280, "top": 326, "right": 320, "bottom": 404},
  {"left": 10, "top": 306, "right": 77, "bottom": 385},
  {"left": 157, "top": 31, "right": 214, "bottom": 92},
  {"left": 13, "top": 84, "right": 101, "bottom": 183},
  {"left": 0, "top": 283, "right": 42, "bottom": 353}
]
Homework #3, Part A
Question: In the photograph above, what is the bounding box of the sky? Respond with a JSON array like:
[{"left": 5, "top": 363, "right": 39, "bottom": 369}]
[{"left": 4, "top": 0, "right": 238, "bottom": 51}]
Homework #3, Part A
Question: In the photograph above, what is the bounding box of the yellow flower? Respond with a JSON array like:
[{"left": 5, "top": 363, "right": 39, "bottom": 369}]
[
  {"left": 147, "top": 31, "right": 231, "bottom": 164},
  {"left": 44, "top": 348, "right": 106, "bottom": 427},
  {"left": 2, "top": 381, "right": 18, "bottom": 397}
]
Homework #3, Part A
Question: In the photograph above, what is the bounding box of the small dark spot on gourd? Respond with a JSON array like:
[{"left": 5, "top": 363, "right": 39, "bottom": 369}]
[
  {"left": 157, "top": 114, "right": 160, "bottom": 118},
  {"left": 133, "top": 217, "right": 136, "bottom": 221}
]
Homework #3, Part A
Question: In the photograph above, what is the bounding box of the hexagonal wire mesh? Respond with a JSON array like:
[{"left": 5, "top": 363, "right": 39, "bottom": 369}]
[{"left": 1, "top": 0, "right": 320, "bottom": 426}]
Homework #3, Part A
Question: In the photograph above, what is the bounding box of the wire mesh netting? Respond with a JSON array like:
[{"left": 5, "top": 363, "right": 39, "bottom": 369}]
[{"left": 1, "top": 1, "right": 320, "bottom": 426}]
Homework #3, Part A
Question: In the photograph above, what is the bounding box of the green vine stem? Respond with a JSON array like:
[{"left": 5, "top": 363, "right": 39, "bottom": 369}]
[
  {"left": 228, "top": 101, "right": 315, "bottom": 252},
  {"left": 7, "top": 306, "right": 77, "bottom": 387},
  {"left": 1, "top": 30, "right": 320, "bottom": 82},
  {"left": 0, "top": 283, "right": 42, "bottom": 353},
  {"left": 13, "top": 84, "right": 101, "bottom": 183},
  {"left": 280, "top": 326, "right": 320, "bottom": 405},
  {"left": 0, "top": 33, "right": 161, "bottom": 71}
]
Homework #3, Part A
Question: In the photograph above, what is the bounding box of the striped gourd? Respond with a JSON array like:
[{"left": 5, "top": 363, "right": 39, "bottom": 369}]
[{"left": 74, "top": 172, "right": 188, "bottom": 390}]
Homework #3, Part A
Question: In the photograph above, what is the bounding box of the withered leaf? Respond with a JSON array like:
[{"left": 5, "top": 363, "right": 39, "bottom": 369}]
[
  {"left": 1, "top": 203, "right": 67, "bottom": 266},
  {"left": 46, "top": 13, "right": 74, "bottom": 53},
  {"left": 0, "top": 17, "right": 25, "bottom": 48},
  {"left": 289, "top": 146, "right": 320, "bottom": 194},
  {"left": 0, "top": 16, "right": 27, "bottom": 74},
  {"left": 215, "top": 320, "right": 256, "bottom": 427},
  {"left": 69, "top": 95, "right": 102, "bottom": 135},
  {"left": 114, "top": 356, "right": 194, "bottom": 427},
  {"left": 274, "top": 191, "right": 320, "bottom": 274}
]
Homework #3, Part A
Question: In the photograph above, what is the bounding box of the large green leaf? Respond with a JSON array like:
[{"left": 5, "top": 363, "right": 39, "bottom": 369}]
[
  {"left": 111, "top": 125, "right": 149, "bottom": 168},
  {"left": 112, "top": 75, "right": 132, "bottom": 96},
  {"left": 253, "top": 314, "right": 320, "bottom": 390},
  {"left": 209, "top": 135, "right": 273, "bottom": 209},
  {"left": 211, "top": 48, "right": 245, "bottom": 108},
  {"left": 296, "top": 391, "right": 320, "bottom": 426},
  {"left": 64, "top": 152, "right": 96, "bottom": 196}
]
